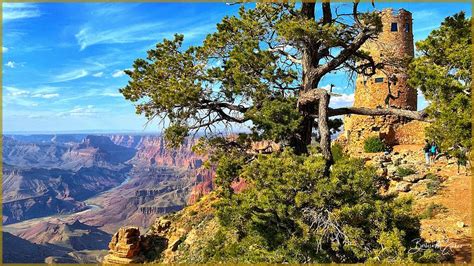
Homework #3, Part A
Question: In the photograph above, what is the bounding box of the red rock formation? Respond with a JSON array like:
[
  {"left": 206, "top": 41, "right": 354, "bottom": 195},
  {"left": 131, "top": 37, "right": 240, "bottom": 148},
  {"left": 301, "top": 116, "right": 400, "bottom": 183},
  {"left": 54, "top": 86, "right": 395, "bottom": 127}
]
[
  {"left": 110, "top": 135, "right": 216, "bottom": 205},
  {"left": 187, "top": 168, "right": 215, "bottom": 205},
  {"left": 103, "top": 227, "right": 144, "bottom": 264}
]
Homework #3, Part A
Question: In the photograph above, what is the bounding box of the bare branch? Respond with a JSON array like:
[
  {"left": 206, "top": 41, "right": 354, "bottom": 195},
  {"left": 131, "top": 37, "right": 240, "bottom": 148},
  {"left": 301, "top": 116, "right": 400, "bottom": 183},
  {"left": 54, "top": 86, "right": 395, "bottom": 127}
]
[
  {"left": 323, "top": 106, "right": 432, "bottom": 122},
  {"left": 268, "top": 45, "right": 302, "bottom": 64}
]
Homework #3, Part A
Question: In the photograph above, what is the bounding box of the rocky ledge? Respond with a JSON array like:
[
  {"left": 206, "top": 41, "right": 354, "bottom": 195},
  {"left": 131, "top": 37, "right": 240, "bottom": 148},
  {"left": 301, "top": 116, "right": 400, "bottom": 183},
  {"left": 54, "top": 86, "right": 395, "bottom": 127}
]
[{"left": 102, "top": 227, "right": 144, "bottom": 264}]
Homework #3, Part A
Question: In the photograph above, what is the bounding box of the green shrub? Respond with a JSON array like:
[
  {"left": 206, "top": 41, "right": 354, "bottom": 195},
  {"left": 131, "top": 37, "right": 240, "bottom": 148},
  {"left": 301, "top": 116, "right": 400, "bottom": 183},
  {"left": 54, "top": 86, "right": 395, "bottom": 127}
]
[
  {"left": 364, "top": 136, "right": 387, "bottom": 153},
  {"left": 331, "top": 143, "right": 347, "bottom": 162},
  {"left": 203, "top": 149, "right": 432, "bottom": 263},
  {"left": 396, "top": 167, "right": 416, "bottom": 177},
  {"left": 425, "top": 173, "right": 440, "bottom": 181},
  {"left": 420, "top": 203, "right": 447, "bottom": 219},
  {"left": 426, "top": 174, "right": 442, "bottom": 196}
]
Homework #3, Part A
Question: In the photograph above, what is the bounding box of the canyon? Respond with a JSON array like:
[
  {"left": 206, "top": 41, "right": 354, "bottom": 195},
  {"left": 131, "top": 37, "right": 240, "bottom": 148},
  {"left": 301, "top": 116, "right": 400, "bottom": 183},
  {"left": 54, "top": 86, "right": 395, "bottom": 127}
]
[{"left": 2, "top": 134, "right": 214, "bottom": 263}]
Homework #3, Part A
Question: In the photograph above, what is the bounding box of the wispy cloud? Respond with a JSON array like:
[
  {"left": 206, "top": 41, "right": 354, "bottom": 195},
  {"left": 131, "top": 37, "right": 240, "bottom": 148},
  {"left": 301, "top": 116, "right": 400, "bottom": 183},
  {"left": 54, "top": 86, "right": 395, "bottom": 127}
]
[
  {"left": 75, "top": 20, "right": 217, "bottom": 51},
  {"left": 101, "top": 91, "right": 123, "bottom": 97},
  {"left": 92, "top": 72, "right": 104, "bottom": 77},
  {"left": 4, "top": 85, "right": 61, "bottom": 103},
  {"left": 4, "top": 86, "right": 38, "bottom": 107},
  {"left": 414, "top": 25, "right": 438, "bottom": 34},
  {"left": 4, "top": 86, "right": 29, "bottom": 97},
  {"left": 5, "top": 61, "right": 16, "bottom": 68},
  {"left": 2, "top": 47, "right": 8, "bottom": 53},
  {"left": 3, "top": 3, "right": 41, "bottom": 21},
  {"left": 32, "top": 93, "right": 59, "bottom": 99},
  {"left": 412, "top": 10, "right": 439, "bottom": 21},
  {"left": 75, "top": 22, "right": 164, "bottom": 50},
  {"left": 111, "top": 69, "right": 127, "bottom": 78},
  {"left": 52, "top": 85, "right": 123, "bottom": 104},
  {"left": 51, "top": 69, "right": 89, "bottom": 83},
  {"left": 58, "top": 105, "right": 100, "bottom": 117}
]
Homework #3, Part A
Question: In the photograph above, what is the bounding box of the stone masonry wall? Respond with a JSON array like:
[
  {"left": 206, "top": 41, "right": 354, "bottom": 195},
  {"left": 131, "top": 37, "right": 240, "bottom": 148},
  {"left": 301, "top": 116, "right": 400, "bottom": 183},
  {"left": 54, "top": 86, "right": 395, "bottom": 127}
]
[{"left": 343, "top": 8, "right": 423, "bottom": 153}]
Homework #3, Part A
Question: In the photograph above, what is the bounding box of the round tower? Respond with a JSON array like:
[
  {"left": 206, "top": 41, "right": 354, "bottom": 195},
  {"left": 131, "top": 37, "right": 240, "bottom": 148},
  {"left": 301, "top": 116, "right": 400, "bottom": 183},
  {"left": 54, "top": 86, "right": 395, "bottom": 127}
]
[
  {"left": 354, "top": 8, "right": 416, "bottom": 110},
  {"left": 341, "top": 9, "right": 425, "bottom": 153}
]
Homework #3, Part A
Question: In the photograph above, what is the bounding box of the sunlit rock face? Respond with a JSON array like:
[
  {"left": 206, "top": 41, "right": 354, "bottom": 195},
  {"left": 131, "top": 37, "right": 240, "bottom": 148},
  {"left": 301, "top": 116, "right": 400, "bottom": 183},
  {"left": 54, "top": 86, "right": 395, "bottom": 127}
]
[{"left": 103, "top": 227, "right": 144, "bottom": 264}]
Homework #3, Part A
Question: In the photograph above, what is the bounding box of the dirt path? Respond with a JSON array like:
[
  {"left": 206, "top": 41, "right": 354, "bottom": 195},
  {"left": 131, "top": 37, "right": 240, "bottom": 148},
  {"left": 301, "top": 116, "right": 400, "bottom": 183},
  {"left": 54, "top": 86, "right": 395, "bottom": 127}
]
[{"left": 413, "top": 159, "right": 472, "bottom": 263}]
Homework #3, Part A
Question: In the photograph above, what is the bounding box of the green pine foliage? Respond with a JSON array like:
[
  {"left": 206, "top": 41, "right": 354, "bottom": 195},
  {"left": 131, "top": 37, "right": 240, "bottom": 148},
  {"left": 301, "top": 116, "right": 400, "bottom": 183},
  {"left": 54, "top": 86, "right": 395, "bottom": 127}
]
[
  {"left": 331, "top": 143, "right": 347, "bottom": 162},
  {"left": 364, "top": 137, "right": 387, "bottom": 153},
  {"left": 408, "top": 12, "right": 472, "bottom": 160},
  {"left": 190, "top": 149, "right": 436, "bottom": 263}
]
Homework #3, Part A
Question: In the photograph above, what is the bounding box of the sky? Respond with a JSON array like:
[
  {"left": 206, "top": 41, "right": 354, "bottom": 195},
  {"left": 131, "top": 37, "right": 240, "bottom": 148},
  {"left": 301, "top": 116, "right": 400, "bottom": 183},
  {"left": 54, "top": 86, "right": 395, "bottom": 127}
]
[{"left": 2, "top": 2, "right": 471, "bottom": 133}]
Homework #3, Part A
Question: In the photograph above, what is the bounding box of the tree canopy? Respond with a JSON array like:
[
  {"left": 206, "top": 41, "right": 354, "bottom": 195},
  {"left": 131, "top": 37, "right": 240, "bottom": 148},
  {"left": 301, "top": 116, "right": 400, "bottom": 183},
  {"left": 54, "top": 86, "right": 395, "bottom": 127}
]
[
  {"left": 120, "top": 2, "right": 430, "bottom": 169},
  {"left": 408, "top": 12, "right": 472, "bottom": 159}
]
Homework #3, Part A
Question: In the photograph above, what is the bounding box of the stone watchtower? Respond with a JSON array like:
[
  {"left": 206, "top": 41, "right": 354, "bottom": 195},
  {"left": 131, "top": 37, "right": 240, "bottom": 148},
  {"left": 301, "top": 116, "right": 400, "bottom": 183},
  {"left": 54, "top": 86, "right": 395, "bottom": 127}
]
[{"left": 342, "top": 9, "right": 426, "bottom": 153}]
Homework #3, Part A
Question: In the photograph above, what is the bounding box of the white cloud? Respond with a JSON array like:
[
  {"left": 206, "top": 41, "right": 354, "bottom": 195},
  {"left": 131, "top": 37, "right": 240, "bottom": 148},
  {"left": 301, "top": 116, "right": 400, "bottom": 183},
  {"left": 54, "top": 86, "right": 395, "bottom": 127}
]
[
  {"left": 32, "top": 93, "right": 59, "bottom": 99},
  {"left": 75, "top": 19, "right": 216, "bottom": 51},
  {"left": 51, "top": 69, "right": 89, "bottom": 83},
  {"left": 412, "top": 10, "right": 438, "bottom": 21},
  {"left": 3, "top": 3, "right": 41, "bottom": 21},
  {"left": 75, "top": 22, "right": 164, "bottom": 50},
  {"left": 33, "top": 85, "right": 60, "bottom": 94},
  {"left": 111, "top": 69, "right": 126, "bottom": 78},
  {"left": 2, "top": 47, "right": 8, "bottom": 53},
  {"left": 4, "top": 85, "right": 61, "bottom": 101},
  {"left": 58, "top": 105, "right": 99, "bottom": 117},
  {"left": 5, "top": 61, "right": 16, "bottom": 68},
  {"left": 4, "top": 86, "right": 29, "bottom": 97},
  {"left": 3, "top": 86, "right": 38, "bottom": 107},
  {"left": 92, "top": 72, "right": 104, "bottom": 77},
  {"left": 329, "top": 93, "right": 355, "bottom": 108},
  {"left": 101, "top": 92, "right": 122, "bottom": 97}
]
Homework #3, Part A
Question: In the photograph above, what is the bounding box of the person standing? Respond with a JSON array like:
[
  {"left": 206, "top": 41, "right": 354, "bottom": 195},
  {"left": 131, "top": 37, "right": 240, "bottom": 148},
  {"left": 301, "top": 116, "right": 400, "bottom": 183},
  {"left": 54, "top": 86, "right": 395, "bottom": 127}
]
[
  {"left": 430, "top": 141, "right": 438, "bottom": 163},
  {"left": 423, "top": 140, "right": 431, "bottom": 165}
]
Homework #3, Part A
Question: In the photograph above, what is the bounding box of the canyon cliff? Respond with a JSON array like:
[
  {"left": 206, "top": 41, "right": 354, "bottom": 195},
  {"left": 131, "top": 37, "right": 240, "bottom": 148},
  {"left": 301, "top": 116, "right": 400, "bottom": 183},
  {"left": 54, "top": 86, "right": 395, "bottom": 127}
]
[{"left": 3, "top": 134, "right": 216, "bottom": 263}]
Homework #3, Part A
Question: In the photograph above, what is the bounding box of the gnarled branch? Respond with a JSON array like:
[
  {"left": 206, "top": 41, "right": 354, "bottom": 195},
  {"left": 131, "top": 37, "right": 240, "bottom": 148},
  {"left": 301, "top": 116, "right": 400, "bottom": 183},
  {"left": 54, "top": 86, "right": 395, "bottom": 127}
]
[{"left": 325, "top": 106, "right": 432, "bottom": 122}]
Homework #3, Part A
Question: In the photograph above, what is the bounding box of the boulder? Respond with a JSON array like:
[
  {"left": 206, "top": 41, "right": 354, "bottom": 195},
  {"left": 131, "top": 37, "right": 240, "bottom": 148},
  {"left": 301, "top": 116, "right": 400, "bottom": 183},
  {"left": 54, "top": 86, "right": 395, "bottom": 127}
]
[
  {"left": 394, "top": 181, "right": 412, "bottom": 192},
  {"left": 402, "top": 174, "right": 425, "bottom": 183},
  {"left": 153, "top": 218, "right": 172, "bottom": 234},
  {"left": 393, "top": 157, "right": 403, "bottom": 166},
  {"left": 387, "top": 165, "right": 398, "bottom": 177},
  {"left": 102, "top": 227, "right": 144, "bottom": 264}
]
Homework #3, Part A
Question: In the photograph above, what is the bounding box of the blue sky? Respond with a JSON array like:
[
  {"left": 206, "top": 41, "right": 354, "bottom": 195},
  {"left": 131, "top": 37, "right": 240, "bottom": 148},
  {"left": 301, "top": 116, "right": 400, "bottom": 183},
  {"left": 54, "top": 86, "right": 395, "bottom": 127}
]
[{"left": 2, "top": 2, "right": 471, "bottom": 133}]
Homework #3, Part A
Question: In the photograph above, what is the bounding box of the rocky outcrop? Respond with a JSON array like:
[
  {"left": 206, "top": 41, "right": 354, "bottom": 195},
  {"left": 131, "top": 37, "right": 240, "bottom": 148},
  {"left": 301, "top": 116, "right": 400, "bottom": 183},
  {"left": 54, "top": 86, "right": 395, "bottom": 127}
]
[
  {"left": 363, "top": 145, "right": 447, "bottom": 198},
  {"left": 250, "top": 140, "right": 281, "bottom": 154},
  {"left": 187, "top": 168, "right": 215, "bottom": 205},
  {"left": 103, "top": 227, "right": 144, "bottom": 264},
  {"left": 122, "top": 136, "right": 204, "bottom": 169}
]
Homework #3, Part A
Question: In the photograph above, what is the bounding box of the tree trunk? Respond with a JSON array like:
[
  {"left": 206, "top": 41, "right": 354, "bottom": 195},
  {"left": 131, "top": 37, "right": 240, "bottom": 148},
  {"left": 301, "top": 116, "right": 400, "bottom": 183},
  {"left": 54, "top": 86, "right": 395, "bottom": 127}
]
[{"left": 317, "top": 90, "right": 333, "bottom": 175}]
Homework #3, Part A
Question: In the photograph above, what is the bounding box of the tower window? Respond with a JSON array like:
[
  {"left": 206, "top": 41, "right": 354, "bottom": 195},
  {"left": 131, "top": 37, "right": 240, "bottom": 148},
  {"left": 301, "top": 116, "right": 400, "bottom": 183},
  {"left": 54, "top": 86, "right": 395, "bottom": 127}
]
[
  {"left": 374, "top": 77, "right": 384, "bottom": 83},
  {"left": 405, "top": 23, "right": 410, "bottom": 32},
  {"left": 391, "top": 22, "right": 398, "bottom": 32}
]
